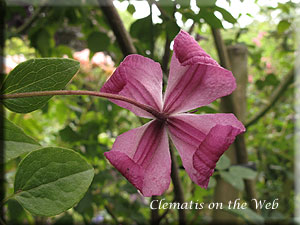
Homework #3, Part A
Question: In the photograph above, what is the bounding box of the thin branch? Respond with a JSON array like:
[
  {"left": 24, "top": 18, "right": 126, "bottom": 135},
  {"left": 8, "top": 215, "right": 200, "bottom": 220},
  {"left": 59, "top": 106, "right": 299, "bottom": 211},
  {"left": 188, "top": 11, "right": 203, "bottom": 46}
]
[
  {"left": 99, "top": 0, "right": 136, "bottom": 56},
  {"left": 169, "top": 140, "right": 186, "bottom": 225},
  {"left": 162, "top": 36, "right": 171, "bottom": 74},
  {"left": 147, "top": 0, "right": 172, "bottom": 20},
  {"left": 150, "top": 196, "right": 160, "bottom": 225},
  {"left": 104, "top": 204, "right": 119, "bottom": 225},
  {"left": 0, "top": 90, "right": 168, "bottom": 120},
  {"left": 157, "top": 207, "right": 169, "bottom": 223},
  {"left": 188, "top": 21, "right": 195, "bottom": 34},
  {"left": 211, "top": 28, "right": 232, "bottom": 70},
  {"left": 245, "top": 68, "right": 294, "bottom": 128},
  {"left": 149, "top": 2, "right": 155, "bottom": 59},
  {"left": 211, "top": 28, "right": 236, "bottom": 115}
]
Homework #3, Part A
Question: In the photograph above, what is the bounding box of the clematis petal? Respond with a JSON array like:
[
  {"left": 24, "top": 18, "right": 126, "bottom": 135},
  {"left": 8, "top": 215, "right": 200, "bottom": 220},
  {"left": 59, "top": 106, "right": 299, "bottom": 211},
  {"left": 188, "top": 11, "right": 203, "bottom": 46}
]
[
  {"left": 101, "top": 54, "right": 163, "bottom": 118},
  {"left": 193, "top": 125, "right": 242, "bottom": 188},
  {"left": 163, "top": 30, "right": 236, "bottom": 114},
  {"left": 167, "top": 113, "right": 245, "bottom": 188},
  {"left": 104, "top": 120, "right": 171, "bottom": 196}
]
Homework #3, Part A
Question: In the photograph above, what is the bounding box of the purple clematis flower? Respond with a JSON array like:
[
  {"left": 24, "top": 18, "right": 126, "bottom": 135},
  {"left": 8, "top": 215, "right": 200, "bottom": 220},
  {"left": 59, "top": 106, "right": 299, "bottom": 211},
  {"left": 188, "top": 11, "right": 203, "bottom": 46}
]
[{"left": 101, "top": 30, "right": 245, "bottom": 197}]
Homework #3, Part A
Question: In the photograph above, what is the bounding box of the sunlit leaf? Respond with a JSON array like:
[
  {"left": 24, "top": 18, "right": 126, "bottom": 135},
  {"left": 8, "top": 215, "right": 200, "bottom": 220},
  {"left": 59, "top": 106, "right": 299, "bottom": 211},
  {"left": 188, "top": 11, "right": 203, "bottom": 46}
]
[{"left": 277, "top": 20, "right": 291, "bottom": 33}]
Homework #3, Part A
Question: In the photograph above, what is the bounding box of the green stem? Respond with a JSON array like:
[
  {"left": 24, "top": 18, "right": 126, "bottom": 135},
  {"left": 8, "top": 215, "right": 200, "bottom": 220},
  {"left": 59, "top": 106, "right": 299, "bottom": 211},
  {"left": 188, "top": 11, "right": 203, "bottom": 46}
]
[{"left": 0, "top": 90, "right": 166, "bottom": 120}]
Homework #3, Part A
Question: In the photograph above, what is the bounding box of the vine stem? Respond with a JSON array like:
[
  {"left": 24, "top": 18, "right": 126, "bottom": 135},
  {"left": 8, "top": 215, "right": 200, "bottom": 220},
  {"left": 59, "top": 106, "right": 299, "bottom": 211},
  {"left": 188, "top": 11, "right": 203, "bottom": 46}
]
[{"left": 0, "top": 90, "right": 167, "bottom": 120}]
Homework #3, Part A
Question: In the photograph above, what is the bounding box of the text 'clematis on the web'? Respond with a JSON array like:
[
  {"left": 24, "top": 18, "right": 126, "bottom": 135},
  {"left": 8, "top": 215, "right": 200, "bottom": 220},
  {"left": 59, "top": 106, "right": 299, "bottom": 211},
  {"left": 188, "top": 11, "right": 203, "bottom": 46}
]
[{"left": 101, "top": 30, "right": 246, "bottom": 197}]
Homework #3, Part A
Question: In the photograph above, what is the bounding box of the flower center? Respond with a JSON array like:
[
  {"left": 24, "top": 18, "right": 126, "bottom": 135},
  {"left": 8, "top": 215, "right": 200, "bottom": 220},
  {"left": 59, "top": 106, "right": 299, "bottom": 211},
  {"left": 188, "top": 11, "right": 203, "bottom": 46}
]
[{"left": 152, "top": 111, "right": 169, "bottom": 123}]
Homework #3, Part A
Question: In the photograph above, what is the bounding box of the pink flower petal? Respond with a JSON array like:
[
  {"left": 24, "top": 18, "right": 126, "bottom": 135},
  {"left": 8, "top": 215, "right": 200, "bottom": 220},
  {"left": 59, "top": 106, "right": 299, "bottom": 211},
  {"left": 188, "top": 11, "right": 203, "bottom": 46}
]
[
  {"left": 167, "top": 113, "right": 245, "bottom": 188},
  {"left": 193, "top": 125, "right": 242, "bottom": 188},
  {"left": 163, "top": 30, "right": 236, "bottom": 114},
  {"left": 101, "top": 54, "right": 163, "bottom": 118},
  {"left": 104, "top": 120, "right": 171, "bottom": 196}
]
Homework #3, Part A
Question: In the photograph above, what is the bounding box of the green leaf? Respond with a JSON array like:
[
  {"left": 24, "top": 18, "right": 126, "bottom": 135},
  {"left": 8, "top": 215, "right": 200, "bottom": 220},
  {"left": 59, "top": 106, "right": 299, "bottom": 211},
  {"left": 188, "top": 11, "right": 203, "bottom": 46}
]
[
  {"left": 265, "top": 74, "right": 279, "bottom": 86},
  {"left": 223, "top": 206, "right": 264, "bottom": 224},
  {"left": 207, "top": 176, "right": 216, "bottom": 188},
  {"left": 14, "top": 147, "right": 94, "bottom": 216},
  {"left": 7, "top": 199, "right": 28, "bottom": 224},
  {"left": 1, "top": 58, "right": 80, "bottom": 113},
  {"left": 127, "top": 4, "right": 136, "bottom": 14},
  {"left": 2, "top": 116, "right": 41, "bottom": 162},
  {"left": 130, "top": 16, "right": 152, "bottom": 44},
  {"left": 30, "top": 28, "right": 53, "bottom": 56},
  {"left": 196, "top": 0, "right": 216, "bottom": 7},
  {"left": 220, "top": 171, "right": 244, "bottom": 191},
  {"left": 215, "top": 7, "right": 237, "bottom": 24},
  {"left": 277, "top": 20, "right": 291, "bottom": 33},
  {"left": 87, "top": 31, "right": 110, "bottom": 53},
  {"left": 165, "top": 20, "right": 180, "bottom": 40},
  {"left": 230, "top": 166, "right": 257, "bottom": 180},
  {"left": 199, "top": 8, "right": 223, "bottom": 28},
  {"left": 216, "top": 154, "right": 231, "bottom": 170}
]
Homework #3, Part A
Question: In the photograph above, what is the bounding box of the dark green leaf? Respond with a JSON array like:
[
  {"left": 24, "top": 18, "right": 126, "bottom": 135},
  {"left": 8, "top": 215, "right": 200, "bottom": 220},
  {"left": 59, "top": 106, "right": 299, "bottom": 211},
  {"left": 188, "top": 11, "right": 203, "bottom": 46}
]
[
  {"left": 1, "top": 58, "right": 80, "bottom": 113},
  {"left": 255, "top": 79, "right": 265, "bottom": 90},
  {"left": 30, "top": 28, "right": 53, "bottom": 57},
  {"left": 87, "top": 31, "right": 110, "bottom": 52},
  {"left": 2, "top": 117, "right": 40, "bottom": 162},
  {"left": 53, "top": 213, "right": 74, "bottom": 225},
  {"left": 130, "top": 16, "right": 152, "bottom": 44},
  {"left": 215, "top": 7, "right": 237, "bottom": 24},
  {"left": 59, "top": 125, "right": 81, "bottom": 143},
  {"left": 199, "top": 8, "right": 223, "bottom": 28},
  {"left": 14, "top": 147, "right": 94, "bottom": 216},
  {"left": 265, "top": 74, "right": 279, "bottom": 86},
  {"left": 7, "top": 199, "right": 28, "bottom": 224},
  {"left": 166, "top": 20, "right": 180, "bottom": 40}
]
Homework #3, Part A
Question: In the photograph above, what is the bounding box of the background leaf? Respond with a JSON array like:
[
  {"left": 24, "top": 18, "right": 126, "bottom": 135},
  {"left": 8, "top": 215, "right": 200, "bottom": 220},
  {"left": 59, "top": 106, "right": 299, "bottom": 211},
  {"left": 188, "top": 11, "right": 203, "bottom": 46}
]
[
  {"left": 215, "top": 7, "right": 237, "bottom": 24},
  {"left": 223, "top": 206, "right": 264, "bottom": 224},
  {"left": 220, "top": 171, "right": 244, "bottom": 191},
  {"left": 2, "top": 58, "right": 80, "bottom": 113},
  {"left": 14, "top": 147, "right": 94, "bottom": 216},
  {"left": 199, "top": 8, "right": 223, "bottom": 28},
  {"left": 87, "top": 31, "right": 110, "bottom": 53},
  {"left": 230, "top": 166, "right": 257, "bottom": 180},
  {"left": 216, "top": 154, "right": 231, "bottom": 170},
  {"left": 277, "top": 20, "right": 290, "bottom": 33},
  {"left": 2, "top": 116, "right": 41, "bottom": 162}
]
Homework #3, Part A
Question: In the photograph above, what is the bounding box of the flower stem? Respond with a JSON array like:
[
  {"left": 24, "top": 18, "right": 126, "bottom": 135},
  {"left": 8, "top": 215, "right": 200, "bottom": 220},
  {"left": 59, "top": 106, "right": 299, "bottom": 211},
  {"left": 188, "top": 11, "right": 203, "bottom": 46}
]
[
  {"left": 0, "top": 90, "right": 163, "bottom": 118},
  {"left": 169, "top": 139, "right": 186, "bottom": 225}
]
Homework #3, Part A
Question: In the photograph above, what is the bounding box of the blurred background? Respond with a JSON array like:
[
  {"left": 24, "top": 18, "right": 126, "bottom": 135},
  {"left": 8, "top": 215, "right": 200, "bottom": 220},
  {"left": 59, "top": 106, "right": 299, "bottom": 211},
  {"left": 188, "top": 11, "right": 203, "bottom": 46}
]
[{"left": 3, "top": 0, "right": 298, "bottom": 224}]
